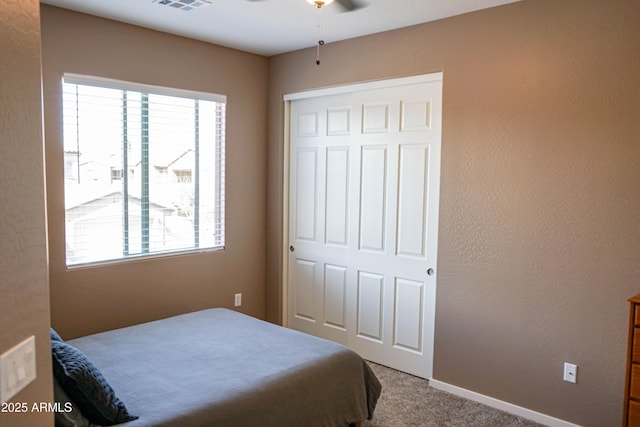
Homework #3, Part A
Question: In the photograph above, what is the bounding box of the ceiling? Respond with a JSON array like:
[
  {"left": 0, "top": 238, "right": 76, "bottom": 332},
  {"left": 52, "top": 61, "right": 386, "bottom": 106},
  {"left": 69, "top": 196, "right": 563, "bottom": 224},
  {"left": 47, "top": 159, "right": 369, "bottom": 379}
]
[{"left": 40, "top": 0, "right": 520, "bottom": 56}]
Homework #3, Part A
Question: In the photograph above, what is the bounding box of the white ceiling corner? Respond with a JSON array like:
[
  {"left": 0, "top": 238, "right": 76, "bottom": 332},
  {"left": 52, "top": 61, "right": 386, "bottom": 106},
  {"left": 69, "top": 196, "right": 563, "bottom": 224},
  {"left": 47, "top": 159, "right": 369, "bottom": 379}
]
[{"left": 39, "top": 0, "right": 521, "bottom": 56}]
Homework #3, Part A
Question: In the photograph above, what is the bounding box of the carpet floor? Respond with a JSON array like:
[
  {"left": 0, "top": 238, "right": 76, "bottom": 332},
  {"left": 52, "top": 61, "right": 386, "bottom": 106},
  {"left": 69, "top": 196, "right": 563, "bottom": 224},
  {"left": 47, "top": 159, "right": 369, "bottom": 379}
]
[{"left": 363, "top": 362, "right": 546, "bottom": 427}]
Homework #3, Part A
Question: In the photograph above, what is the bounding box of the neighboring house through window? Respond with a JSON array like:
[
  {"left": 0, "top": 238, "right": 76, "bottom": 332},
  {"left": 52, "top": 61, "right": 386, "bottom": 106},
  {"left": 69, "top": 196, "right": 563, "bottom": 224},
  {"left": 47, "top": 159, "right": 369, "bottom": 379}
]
[{"left": 62, "top": 74, "right": 226, "bottom": 266}]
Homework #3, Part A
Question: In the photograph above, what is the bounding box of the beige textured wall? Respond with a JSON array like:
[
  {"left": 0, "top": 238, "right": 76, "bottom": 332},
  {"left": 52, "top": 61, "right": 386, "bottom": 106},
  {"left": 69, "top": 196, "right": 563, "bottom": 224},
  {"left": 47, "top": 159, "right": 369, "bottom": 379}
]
[
  {"left": 41, "top": 5, "right": 269, "bottom": 338},
  {"left": 267, "top": 1, "right": 640, "bottom": 425},
  {"left": 0, "top": 1, "right": 53, "bottom": 426}
]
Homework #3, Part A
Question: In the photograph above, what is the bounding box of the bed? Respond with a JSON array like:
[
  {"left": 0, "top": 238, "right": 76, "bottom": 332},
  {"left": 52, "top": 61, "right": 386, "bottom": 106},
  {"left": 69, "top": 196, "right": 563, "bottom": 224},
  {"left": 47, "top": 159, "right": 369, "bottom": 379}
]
[{"left": 51, "top": 308, "right": 381, "bottom": 427}]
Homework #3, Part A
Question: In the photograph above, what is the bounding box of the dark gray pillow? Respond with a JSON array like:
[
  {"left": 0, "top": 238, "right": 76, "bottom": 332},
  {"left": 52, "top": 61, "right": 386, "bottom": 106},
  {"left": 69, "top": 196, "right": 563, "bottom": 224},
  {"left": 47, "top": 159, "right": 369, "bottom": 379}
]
[
  {"left": 51, "top": 328, "right": 64, "bottom": 342},
  {"left": 51, "top": 340, "right": 137, "bottom": 426},
  {"left": 53, "top": 377, "right": 93, "bottom": 427}
]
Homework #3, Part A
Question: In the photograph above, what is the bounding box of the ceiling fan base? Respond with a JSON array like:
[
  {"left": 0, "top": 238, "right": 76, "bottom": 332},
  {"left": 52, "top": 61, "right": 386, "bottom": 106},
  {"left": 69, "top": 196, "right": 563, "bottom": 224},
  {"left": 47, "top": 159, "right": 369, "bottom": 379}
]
[{"left": 307, "top": 0, "right": 335, "bottom": 8}]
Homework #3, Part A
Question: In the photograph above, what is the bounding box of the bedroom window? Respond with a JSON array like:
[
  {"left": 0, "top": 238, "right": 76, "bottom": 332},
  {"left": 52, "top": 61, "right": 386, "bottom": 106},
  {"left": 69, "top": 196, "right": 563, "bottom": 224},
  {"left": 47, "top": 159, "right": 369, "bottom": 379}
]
[{"left": 62, "top": 74, "right": 226, "bottom": 267}]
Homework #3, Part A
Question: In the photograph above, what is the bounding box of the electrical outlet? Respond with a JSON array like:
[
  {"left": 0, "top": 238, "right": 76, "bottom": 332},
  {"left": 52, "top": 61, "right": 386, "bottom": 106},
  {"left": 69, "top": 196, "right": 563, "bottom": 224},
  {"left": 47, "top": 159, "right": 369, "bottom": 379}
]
[
  {"left": 234, "top": 293, "right": 242, "bottom": 307},
  {"left": 563, "top": 362, "right": 577, "bottom": 384},
  {"left": 1, "top": 336, "right": 37, "bottom": 403}
]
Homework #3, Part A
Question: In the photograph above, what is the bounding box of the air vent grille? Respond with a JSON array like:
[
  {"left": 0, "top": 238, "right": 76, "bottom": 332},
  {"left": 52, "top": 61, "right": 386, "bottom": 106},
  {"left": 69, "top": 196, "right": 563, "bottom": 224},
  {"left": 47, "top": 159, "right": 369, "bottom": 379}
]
[{"left": 152, "top": 0, "right": 212, "bottom": 11}]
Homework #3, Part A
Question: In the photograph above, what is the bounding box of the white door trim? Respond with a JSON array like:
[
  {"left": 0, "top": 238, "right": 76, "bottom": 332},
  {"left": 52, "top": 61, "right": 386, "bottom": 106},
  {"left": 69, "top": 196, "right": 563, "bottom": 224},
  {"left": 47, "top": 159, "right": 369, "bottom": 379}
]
[
  {"left": 281, "top": 100, "right": 292, "bottom": 327},
  {"left": 284, "top": 73, "right": 443, "bottom": 102}
]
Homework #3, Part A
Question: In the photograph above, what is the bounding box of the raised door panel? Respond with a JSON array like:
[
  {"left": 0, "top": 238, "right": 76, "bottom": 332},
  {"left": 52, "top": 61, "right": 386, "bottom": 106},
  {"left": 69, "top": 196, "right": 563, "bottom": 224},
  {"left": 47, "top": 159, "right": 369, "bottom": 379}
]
[
  {"left": 393, "top": 278, "right": 424, "bottom": 353},
  {"left": 295, "top": 148, "right": 318, "bottom": 242},
  {"left": 297, "top": 111, "right": 320, "bottom": 137},
  {"left": 327, "top": 107, "right": 351, "bottom": 136},
  {"left": 400, "top": 100, "right": 431, "bottom": 132},
  {"left": 325, "top": 147, "right": 349, "bottom": 246},
  {"left": 357, "top": 271, "right": 384, "bottom": 342},
  {"left": 323, "top": 264, "right": 347, "bottom": 330},
  {"left": 359, "top": 146, "right": 387, "bottom": 253},
  {"left": 396, "top": 145, "right": 429, "bottom": 259},
  {"left": 362, "top": 103, "right": 389, "bottom": 134},
  {"left": 293, "top": 258, "right": 316, "bottom": 322}
]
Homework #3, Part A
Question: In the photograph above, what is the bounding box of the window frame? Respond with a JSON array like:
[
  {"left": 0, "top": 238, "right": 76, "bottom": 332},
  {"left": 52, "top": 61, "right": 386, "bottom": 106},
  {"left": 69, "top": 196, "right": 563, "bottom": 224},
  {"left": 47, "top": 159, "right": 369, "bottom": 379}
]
[{"left": 62, "top": 74, "right": 226, "bottom": 269}]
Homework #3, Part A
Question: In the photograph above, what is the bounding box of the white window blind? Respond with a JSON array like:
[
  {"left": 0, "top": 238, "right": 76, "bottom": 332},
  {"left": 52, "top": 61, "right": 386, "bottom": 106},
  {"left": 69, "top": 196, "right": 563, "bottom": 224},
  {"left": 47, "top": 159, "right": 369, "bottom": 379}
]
[{"left": 62, "top": 74, "right": 225, "bottom": 267}]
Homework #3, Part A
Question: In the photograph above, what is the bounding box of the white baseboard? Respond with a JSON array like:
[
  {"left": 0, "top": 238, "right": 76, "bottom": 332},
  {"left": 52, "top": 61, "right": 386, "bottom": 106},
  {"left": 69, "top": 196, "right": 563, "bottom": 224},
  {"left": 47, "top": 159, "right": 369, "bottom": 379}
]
[{"left": 429, "top": 379, "right": 582, "bottom": 427}]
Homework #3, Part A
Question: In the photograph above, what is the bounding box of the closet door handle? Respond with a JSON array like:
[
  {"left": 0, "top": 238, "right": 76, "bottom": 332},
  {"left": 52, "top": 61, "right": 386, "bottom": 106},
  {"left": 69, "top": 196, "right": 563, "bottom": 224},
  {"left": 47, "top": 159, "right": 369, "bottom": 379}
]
[
  {"left": 290, "top": 246, "right": 295, "bottom": 252},
  {"left": 427, "top": 268, "right": 435, "bottom": 276}
]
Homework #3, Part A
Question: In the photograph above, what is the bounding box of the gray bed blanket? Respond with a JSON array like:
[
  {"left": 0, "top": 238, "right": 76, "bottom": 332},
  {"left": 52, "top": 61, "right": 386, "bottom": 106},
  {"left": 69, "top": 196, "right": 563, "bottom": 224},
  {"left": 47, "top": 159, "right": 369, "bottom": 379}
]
[{"left": 68, "top": 308, "right": 381, "bottom": 427}]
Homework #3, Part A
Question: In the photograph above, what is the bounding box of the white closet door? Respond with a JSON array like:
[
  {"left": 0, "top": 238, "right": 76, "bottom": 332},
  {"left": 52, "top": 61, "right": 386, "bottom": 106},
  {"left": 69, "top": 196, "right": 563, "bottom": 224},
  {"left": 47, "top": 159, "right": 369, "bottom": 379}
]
[{"left": 287, "top": 74, "right": 442, "bottom": 378}]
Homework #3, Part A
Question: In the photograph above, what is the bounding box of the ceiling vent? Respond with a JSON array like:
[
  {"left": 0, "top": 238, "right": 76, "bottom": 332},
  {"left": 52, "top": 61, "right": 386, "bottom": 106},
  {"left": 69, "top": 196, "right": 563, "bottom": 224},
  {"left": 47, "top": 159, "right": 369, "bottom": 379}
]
[{"left": 152, "top": 0, "right": 212, "bottom": 11}]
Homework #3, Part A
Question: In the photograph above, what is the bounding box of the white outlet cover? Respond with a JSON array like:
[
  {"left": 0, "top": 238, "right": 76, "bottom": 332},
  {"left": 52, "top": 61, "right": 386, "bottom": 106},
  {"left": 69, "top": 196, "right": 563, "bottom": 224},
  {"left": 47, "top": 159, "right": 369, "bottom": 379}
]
[
  {"left": 563, "top": 362, "right": 577, "bottom": 384},
  {"left": 0, "top": 336, "right": 37, "bottom": 403}
]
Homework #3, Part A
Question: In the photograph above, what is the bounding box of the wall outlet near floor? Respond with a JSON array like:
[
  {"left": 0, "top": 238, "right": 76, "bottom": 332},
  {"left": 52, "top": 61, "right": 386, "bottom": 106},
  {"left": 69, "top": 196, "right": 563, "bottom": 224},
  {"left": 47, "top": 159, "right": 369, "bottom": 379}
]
[
  {"left": 0, "top": 335, "right": 37, "bottom": 403},
  {"left": 234, "top": 293, "right": 242, "bottom": 307},
  {"left": 563, "top": 362, "right": 577, "bottom": 384}
]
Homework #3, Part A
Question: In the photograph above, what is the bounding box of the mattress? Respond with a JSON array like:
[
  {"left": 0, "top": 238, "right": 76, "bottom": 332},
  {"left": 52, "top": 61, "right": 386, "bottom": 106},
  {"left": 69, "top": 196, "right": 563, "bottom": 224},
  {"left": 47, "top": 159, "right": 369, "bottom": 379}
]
[{"left": 68, "top": 308, "right": 381, "bottom": 427}]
